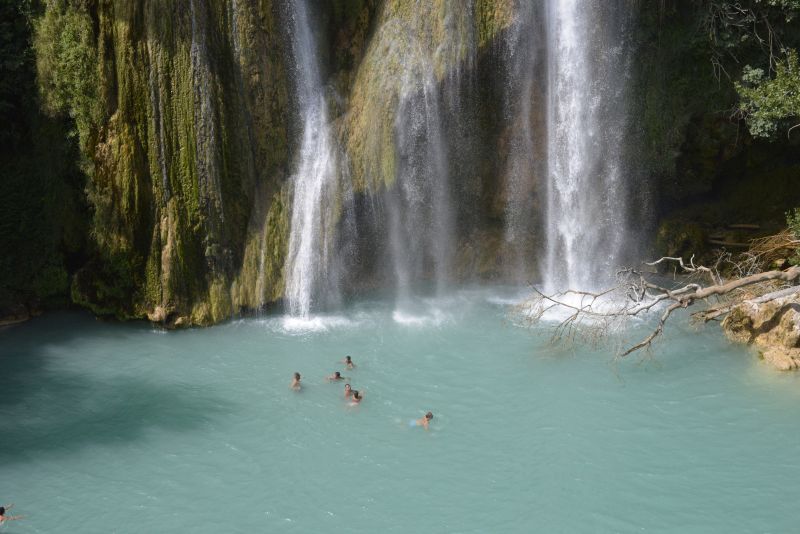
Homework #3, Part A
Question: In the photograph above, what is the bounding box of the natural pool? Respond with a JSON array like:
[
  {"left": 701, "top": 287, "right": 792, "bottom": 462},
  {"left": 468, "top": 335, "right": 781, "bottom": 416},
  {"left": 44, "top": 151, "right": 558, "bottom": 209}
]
[{"left": 1, "top": 289, "right": 798, "bottom": 533}]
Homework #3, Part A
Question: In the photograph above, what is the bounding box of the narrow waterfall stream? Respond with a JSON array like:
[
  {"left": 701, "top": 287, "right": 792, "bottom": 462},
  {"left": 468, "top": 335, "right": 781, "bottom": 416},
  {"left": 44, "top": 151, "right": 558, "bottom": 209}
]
[
  {"left": 389, "top": 54, "right": 453, "bottom": 304},
  {"left": 283, "top": 0, "right": 340, "bottom": 317},
  {"left": 543, "top": 0, "right": 633, "bottom": 291}
]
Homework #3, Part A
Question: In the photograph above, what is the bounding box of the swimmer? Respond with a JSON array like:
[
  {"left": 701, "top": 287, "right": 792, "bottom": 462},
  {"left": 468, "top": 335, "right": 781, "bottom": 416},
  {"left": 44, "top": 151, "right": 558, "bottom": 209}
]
[
  {"left": 326, "top": 371, "right": 348, "bottom": 382},
  {"left": 341, "top": 355, "right": 355, "bottom": 370},
  {"left": 290, "top": 372, "right": 302, "bottom": 391},
  {"left": 411, "top": 412, "right": 434, "bottom": 430},
  {"left": 351, "top": 390, "right": 363, "bottom": 404},
  {"left": 344, "top": 383, "right": 353, "bottom": 399},
  {"left": 0, "top": 505, "right": 23, "bottom": 524}
]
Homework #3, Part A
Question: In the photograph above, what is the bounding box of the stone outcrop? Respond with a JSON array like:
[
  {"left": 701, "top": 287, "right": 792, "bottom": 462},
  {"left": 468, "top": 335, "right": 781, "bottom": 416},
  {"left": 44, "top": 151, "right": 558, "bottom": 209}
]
[{"left": 722, "top": 291, "right": 800, "bottom": 371}]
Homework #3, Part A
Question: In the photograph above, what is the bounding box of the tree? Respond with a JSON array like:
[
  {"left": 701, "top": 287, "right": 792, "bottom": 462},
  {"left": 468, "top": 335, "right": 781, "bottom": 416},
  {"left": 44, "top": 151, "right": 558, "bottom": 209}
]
[
  {"left": 703, "top": 0, "right": 800, "bottom": 138},
  {"left": 736, "top": 50, "right": 800, "bottom": 138}
]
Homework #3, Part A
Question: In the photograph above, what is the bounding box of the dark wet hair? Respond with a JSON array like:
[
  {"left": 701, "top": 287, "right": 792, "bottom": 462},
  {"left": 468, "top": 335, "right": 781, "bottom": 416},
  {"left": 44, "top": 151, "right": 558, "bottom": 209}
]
[
  {"left": 294, "top": 372, "right": 301, "bottom": 380},
  {"left": 353, "top": 390, "right": 361, "bottom": 399},
  {"left": 344, "top": 383, "right": 351, "bottom": 388},
  {"left": 426, "top": 412, "right": 433, "bottom": 419},
  {"left": 334, "top": 371, "right": 341, "bottom": 378},
  {"left": 0, "top": 506, "right": 5, "bottom": 515},
  {"left": 345, "top": 355, "right": 352, "bottom": 362}
]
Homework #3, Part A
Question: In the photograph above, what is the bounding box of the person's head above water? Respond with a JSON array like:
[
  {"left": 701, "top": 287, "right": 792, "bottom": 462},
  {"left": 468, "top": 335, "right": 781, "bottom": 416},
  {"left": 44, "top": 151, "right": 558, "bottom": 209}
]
[
  {"left": 334, "top": 371, "right": 341, "bottom": 378},
  {"left": 294, "top": 372, "right": 301, "bottom": 380},
  {"left": 426, "top": 412, "right": 433, "bottom": 420},
  {"left": 0, "top": 507, "right": 5, "bottom": 515},
  {"left": 352, "top": 390, "right": 361, "bottom": 399},
  {"left": 345, "top": 356, "right": 352, "bottom": 363}
]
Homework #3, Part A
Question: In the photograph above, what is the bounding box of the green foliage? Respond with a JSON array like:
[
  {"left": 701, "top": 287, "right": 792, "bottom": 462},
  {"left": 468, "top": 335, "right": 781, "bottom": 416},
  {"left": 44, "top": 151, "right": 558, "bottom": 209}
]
[
  {"left": 756, "top": 0, "right": 800, "bottom": 19},
  {"left": 0, "top": 0, "right": 88, "bottom": 310},
  {"left": 736, "top": 50, "right": 800, "bottom": 138},
  {"left": 33, "top": 0, "right": 100, "bottom": 150}
]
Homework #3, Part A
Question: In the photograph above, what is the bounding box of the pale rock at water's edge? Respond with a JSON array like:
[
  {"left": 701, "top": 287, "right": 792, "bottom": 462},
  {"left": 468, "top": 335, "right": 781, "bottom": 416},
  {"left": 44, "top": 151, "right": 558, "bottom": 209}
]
[{"left": 722, "top": 293, "right": 800, "bottom": 371}]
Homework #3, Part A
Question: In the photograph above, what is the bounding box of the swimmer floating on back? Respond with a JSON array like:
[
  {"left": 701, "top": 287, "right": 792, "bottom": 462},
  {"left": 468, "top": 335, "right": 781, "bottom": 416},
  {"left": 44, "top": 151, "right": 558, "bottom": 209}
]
[
  {"left": 341, "top": 355, "right": 355, "bottom": 370},
  {"left": 0, "top": 505, "right": 24, "bottom": 524},
  {"left": 410, "top": 412, "right": 434, "bottom": 430},
  {"left": 290, "top": 372, "right": 302, "bottom": 391},
  {"left": 326, "top": 371, "right": 348, "bottom": 382}
]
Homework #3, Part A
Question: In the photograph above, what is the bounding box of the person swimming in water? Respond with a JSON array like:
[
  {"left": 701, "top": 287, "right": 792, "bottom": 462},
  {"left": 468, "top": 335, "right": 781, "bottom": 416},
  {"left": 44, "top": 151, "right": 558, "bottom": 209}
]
[
  {"left": 351, "top": 390, "right": 363, "bottom": 404},
  {"left": 0, "top": 505, "right": 24, "bottom": 524},
  {"left": 344, "top": 383, "right": 353, "bottom": 399},
  {"left": 342, "top": 355, "right": 355, "bottom": 370},
  {"left": 326, "top": 371, "right": 348, "bottom": 382},
  {"left": 290, "top": 372, "right": 302, "bottom": 391},
  {"left": 411, "top": 412, "right": 434, "bottom": 430}
]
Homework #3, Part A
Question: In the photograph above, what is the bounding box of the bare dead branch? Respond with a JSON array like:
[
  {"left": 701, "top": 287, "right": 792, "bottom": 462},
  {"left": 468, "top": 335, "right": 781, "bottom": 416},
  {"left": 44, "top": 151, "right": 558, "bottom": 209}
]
[{"left": 517, "top": 246, "right": 800, "bottom": 358}]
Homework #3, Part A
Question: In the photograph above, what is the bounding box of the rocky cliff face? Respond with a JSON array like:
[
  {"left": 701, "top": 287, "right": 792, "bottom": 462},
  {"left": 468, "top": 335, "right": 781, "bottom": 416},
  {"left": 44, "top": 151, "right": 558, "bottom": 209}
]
[
  {"left": 10, "top": 0, "right": 797, "bottom": 325},
  {"left": 27, "top": 0, "right": 523, "bottom": 324}
]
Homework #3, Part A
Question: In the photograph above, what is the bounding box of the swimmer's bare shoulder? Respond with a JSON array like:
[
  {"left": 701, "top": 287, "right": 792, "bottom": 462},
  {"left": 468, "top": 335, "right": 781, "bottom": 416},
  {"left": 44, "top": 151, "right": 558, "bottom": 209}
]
[{"left": 417, "top": 412, "right": 433, "bottom": 430}]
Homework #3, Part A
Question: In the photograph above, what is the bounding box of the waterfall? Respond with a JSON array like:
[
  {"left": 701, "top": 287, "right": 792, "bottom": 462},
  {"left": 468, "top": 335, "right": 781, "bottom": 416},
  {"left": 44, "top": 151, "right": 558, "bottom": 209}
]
[
  {"left": 543, "top": 0, "right": 633, "bottom": 291},
  {"left": 389, "top": 50, "right": 454, "bottom": 303},
  {"left": 343, "top": 2, "right": 476, "bottom": 306},
  {"left": 283, "top": 0, "right": 340, "bottom": 317}
]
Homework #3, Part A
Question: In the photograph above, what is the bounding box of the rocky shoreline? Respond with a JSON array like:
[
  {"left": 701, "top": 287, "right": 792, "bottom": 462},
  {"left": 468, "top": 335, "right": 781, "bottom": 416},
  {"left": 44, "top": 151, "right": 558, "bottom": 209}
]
[{"left": 722, "top": 291, "right": 800, "bottom": 371}]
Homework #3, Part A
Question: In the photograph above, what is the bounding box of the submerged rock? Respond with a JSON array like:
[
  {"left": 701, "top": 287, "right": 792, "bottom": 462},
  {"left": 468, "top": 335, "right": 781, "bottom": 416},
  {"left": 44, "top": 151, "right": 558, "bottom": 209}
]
[{"left": 722, "top": 292, "right": 800, "bottom": 371}]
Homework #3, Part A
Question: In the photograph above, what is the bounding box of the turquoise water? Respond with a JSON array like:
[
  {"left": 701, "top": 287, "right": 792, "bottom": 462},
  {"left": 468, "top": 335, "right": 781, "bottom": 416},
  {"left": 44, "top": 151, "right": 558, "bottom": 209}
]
[{"left": 1, "top": 289, "right": 798, "bottom": 533}]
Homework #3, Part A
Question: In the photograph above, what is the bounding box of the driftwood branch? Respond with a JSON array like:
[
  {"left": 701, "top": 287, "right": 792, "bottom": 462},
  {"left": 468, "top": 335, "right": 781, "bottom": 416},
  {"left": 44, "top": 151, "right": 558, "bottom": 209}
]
[{"left": 518, "top": 255, "right": 800, "bottom": 357}]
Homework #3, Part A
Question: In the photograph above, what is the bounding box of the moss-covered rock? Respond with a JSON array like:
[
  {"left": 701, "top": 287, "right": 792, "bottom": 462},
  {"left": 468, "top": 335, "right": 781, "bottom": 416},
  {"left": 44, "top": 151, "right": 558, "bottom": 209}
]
[
  {"left": 32, "top": 0, "right": 292, "bottom": 325},
  {"left": 342, "top": 0, "right": 482, "bottom": 193}
]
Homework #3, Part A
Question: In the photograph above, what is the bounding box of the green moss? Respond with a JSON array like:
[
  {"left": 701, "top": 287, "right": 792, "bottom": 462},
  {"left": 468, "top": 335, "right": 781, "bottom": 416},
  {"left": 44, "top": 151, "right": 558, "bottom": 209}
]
[
  {"left": 475, "top": 0, "right": 514, "bottom": 49},
  {"left": 27, "top": 0, "right": 293, "bottom": 325},
  {"left": 232, "top": 186, "right": 289, "bottom": 310},
  {"left": 343, "top": 0, "right": 480, "bottom": 193}
]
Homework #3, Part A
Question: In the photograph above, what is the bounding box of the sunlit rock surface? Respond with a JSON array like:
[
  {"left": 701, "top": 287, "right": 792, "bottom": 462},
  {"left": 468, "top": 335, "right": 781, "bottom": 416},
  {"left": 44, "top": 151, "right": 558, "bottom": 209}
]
[{"left": 723, "top": 293, "right": 800, "bottom": 371}]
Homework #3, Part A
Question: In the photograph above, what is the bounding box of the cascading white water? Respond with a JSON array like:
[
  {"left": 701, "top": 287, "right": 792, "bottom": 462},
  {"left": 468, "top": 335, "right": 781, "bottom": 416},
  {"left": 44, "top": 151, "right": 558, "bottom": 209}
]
[
  {"left": 283, "top": 0, "right": 340, "bottom": 317},
  {"left": 365, "top": 3, "right": 474, "bottom": 306},
  {"left": 544, "top": 0, "right": 632, "bottom": 291},
  {"left": 389, "top": 56, "right": 454, "bottom": 303}
]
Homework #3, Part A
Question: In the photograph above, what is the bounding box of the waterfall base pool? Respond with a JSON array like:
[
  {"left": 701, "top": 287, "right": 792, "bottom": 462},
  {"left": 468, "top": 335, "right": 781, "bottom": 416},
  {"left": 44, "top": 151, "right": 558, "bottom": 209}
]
[{"left": 1, "top": 289, "right": 798, "bottom": 533}]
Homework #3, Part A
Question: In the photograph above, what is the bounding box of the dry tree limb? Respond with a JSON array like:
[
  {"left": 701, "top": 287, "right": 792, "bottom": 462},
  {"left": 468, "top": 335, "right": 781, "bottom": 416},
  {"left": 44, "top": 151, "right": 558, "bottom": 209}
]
[
  {"left": 694, "top": 285, "right": 800, "bottom": 323},
  {"left": 518, "top": 254, "right": 800, "bottom": 357}
]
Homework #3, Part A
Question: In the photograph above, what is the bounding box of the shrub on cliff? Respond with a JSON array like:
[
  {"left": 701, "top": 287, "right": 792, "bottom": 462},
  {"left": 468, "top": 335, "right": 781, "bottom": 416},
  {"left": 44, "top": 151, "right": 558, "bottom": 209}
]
[{"left": 33, "top": 0, "right": 99, "bottom": 155}]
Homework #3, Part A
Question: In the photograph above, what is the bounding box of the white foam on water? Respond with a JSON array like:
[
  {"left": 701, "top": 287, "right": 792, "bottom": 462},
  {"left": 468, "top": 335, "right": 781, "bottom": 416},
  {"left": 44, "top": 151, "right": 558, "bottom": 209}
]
[
  {"left": 268, "top": 314, "right": 358, "bottom": 335},
  {"left": 391, "top": 308, "right": 450, "bottom": 327}
]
